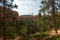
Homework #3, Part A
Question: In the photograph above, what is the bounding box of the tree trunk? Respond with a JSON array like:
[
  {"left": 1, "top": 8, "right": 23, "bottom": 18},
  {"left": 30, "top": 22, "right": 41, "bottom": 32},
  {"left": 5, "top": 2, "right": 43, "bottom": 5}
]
[
  {"left": 3, "top": 0, "right": 6, "bottom": 40},
  {"left": 52, "top": 0, "right": 58, "bottom": 34}
]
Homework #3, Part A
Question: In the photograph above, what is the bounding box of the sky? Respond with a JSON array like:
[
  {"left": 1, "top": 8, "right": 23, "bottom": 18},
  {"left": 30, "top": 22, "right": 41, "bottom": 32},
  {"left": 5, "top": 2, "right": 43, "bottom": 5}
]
[{"left": 13, "top": 0, "right": 40, "bottom": 15}]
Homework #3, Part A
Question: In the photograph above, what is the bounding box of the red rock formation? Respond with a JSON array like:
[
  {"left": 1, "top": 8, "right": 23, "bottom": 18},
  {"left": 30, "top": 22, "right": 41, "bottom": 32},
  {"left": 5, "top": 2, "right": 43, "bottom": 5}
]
[{"left": 0, "top": 6, "right": 19, "bottom": 22}]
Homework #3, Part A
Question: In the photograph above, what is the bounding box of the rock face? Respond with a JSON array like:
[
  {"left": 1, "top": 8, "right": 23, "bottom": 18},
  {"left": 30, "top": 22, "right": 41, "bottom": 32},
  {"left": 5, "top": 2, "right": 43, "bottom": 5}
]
[
  {"left": 19, "top": 15, "right": 38, "bottom": 21},
  {"left": 0, "top": 6, "right": 19, "bottom": 22}
]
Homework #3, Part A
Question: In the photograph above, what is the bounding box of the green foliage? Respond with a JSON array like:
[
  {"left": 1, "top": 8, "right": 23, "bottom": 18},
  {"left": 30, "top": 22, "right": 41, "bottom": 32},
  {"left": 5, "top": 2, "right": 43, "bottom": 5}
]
[
  {"left": 0, "top": 0, "right": 60, "bottom": 39},
  {"left": 20, "top": 26, "right": 27, "bottom": 36},
  {"left": 0, "top": 0, "right": 18, "bottom": 8},
  {"left": 46, "top": 36, "right": 60, "bottom": 40},
  {"left": 56, "top": 16, "right": 60, "bottom": 29},
  {"left": 30, "top": 32, "right": 49, "bottom": 40},
  {"left": 39, "top": 0, "right": 60, "bottom": 15},
  {"left": 7, "top": 27, "right": 16, "bottom": 39}
]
